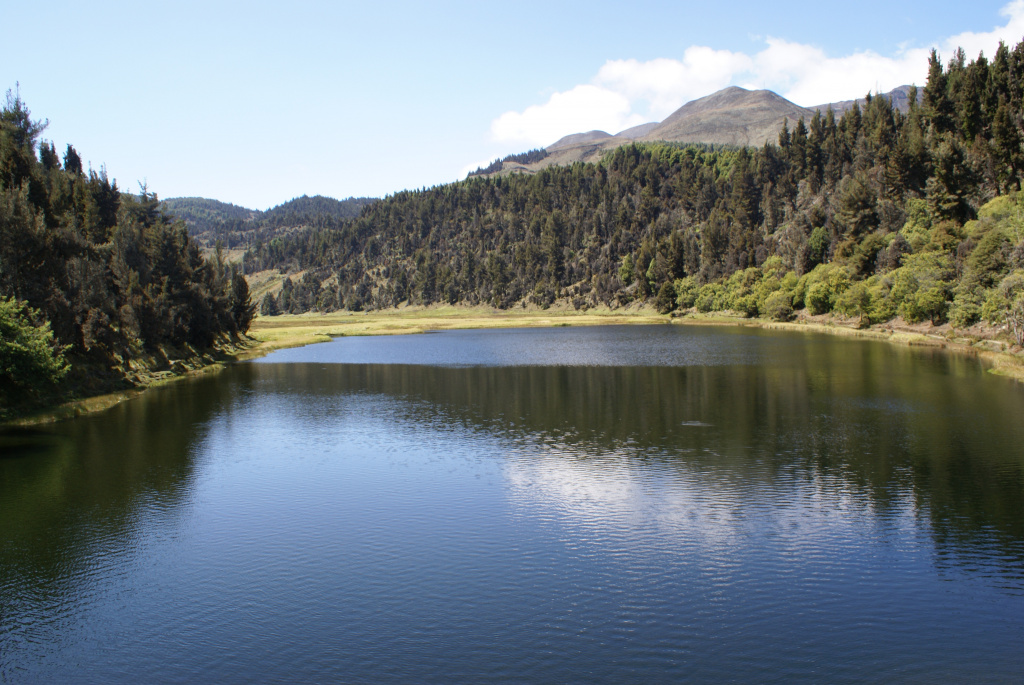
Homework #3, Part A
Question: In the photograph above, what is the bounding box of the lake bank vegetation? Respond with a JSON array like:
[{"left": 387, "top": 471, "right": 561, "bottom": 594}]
[{"left": 0, "top": 89, "right": 256, "bottom": 420}]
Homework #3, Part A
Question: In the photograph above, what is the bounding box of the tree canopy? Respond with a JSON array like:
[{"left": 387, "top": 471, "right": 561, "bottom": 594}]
[{"left": 0, "top": 89, "right": 254, "bottom": 418}]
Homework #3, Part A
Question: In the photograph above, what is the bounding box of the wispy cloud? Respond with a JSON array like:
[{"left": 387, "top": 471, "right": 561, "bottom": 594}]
[{"left": 491, "top": 1, "right": 1024, "bottom": 148}]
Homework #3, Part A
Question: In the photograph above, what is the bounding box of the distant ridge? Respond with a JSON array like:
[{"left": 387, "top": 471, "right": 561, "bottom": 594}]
[
  {"left": 161, "top": 197, "right": 260, "bottom": 235},
  {"left": 263, "top": 195, "right": 375, "bottom": 223},
  {"left": 162, "top": 194, "right": 377, "bottom": 247},
  {"left": 814, "top": 85, "right": 920, "bottom": 116},
  {"left": 548, "top": 130, "right": 613, "bottom": 150},
  {"left": 615, "top": 122, "right": 660, "bottom": 139}
]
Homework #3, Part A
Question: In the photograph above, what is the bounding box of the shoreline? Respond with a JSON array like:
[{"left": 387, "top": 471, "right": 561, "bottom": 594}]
[
  {"left": 7, "top": 305, "right": 1023, "bottom": 426},
  {"left": 3, "top": 343, "right": 250, "bottom": 428},
  {"left": 681, "top": 314, "right": 1024, "bottom": 381},
  {"left": 242, "top": 305, "right": 1024, "bottom": 381}
]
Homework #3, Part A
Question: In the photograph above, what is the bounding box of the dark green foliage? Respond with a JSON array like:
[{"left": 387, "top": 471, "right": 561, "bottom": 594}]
[
  {"left": 0, "top": 94, "right": 245, "bottom": 414},
  {"left": 807, "top": 226, "right": 831, "bottom": 267},
  {"left": 230, "top": 272, "right": 256, "bottom": 333},
  {"left": 62, "top": 145, "right": 82, "bottom": 174},
  {"left": 50, "top": 37, "right": 1024, "bottom": 344},
  {"left": 234, "top": 39, "right": 1024, "bottom": 347},
  {"left": 161, "top": 195, "right": 376, "bottom": 249},
  {"left": 260, "top": 292, "right": 280, "bottom": 316},
  {"left": 967, "top": 229, "right": 1011, "bottom": 288},
  {"left": 655, "top": 281, "right": 676, "bottom": 314},
  {"left": 161, "top": 197, "right": 257, "bottom": 239},
  {"left": 262, "top": 195, "right": 375, "bottom": 225}
]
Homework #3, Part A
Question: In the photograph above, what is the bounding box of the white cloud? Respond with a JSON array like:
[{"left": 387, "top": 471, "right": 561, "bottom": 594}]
[
  {"left": 940, "top": 0, "right": 1024, "bottom": 60},
  {"left": 596, "top": 48, "right": 754, "bottom": 118},
  {"left": 490, "top": 84, "right": 646, "bottom": 147},
  {"left": 755, "top": 38, "right": 931, "bottom": 106},
  {"left": 489, "top": 1, "right": 1024, "bottom": 148}
]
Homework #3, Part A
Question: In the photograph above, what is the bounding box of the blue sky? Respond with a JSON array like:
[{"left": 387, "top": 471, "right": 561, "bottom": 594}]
[{"left": 2, "top": 1, "right": 1020, "bottom": 209}]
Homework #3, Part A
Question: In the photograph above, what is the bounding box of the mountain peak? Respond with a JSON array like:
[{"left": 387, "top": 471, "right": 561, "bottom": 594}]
[{"left": 643, "top": 87, "right": 812, "bottom": 146}]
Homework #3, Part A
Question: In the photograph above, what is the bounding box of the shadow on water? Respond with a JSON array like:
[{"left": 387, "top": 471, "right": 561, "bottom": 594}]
[
  {"left": 0, "top": 372, "right": 240, "bottom": 605},
  {"left": 0, "top": 428, "right": 67, "bottom": 460}
]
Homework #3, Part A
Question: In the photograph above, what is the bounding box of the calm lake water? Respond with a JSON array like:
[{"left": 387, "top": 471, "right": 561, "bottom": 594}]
[{"left": 2, "top": 324, "right": 1024, "bottom": 682}]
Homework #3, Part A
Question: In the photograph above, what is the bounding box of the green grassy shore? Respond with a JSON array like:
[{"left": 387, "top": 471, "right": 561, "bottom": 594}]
[{"left": 8, "top": 304, "right": 1024, "bottom": 426}]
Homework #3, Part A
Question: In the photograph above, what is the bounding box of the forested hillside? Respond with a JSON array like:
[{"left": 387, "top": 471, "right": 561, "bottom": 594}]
[
  {"left": 161, "top": 197, "right": 258, "bottom": 238},
  {"left": 0, "top": 91, "right": 255, "bottom": 418},
  {"left": 245, "top": 42, "right": 1024, "bottom": 343},
  {"left": 162, "top": 194, "right": 376, "bottom": 249}
]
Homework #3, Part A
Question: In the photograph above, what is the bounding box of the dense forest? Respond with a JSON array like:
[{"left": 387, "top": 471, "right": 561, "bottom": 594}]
[
  {"left": 160, "top": 197, "right": 258, "bottom": 239},
  {"left": 245, "top": 42, "right": 1024, "bottom": 347},
  {"left": 162, "top": 195, "right": 376, "bottom": 249},
  {"left": 0, "top": 90, "right": 255, "bottom": 418}
]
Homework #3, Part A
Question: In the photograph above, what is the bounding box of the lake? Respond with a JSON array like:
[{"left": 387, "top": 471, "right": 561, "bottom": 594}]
[{"left": 2, "top": 324, "right": 1023, "bottom": 682}]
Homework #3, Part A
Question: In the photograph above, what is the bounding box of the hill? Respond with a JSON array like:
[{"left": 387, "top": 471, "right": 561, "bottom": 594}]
[
  {"left": 161, "top": 194, "right": 377, "bottom": 248},
  {"left": 615, "top": 122, "right": 660, "bottom": 139},
  {"left": 161, "top": 197, "right": 259, "bottom": 235},
  {"left": 263, "top": 195, "right": 376, "bottom": 224}
]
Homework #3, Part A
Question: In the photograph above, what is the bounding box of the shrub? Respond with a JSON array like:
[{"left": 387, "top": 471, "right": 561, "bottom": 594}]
[
  {"left": 984, "top": 270, "right": 1024, "bottom": 344},
  {"left": 763, "top": 291, "right": 794, "bottom": 321},
  {"left": 890, "top": 253, "right": 954, "bottom": 323},
  {"left": 733, "top": 294, "right": 759, "bottom": 317},
  {"left": 835, "top": 281, "right": 870, "bottom": 321},
  {"left": 806, "top": 282, "right": 833, "bottom": 315},
  {"left": 948, "top": 287, "right": 984, "bottom": 328},
  {"left": 900, "top": 285, "right": 950, "bottom": 324},
  {"left": 674, "top": 277, "right": 698, "bottom": 309},
  {"left": 694, "top": 283, "right": 725, "bottom": 313},
  {"left": 793, "top": 263, "right": 850, "bottom": 311}
]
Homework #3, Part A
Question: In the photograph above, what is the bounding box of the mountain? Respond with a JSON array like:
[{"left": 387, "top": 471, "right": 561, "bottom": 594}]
[
  {"left": 641, "top": 86, "right": 813, "bottom": 146},
  {"left": 489, "top": 84, "right": 915, "bottom": 175}
]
